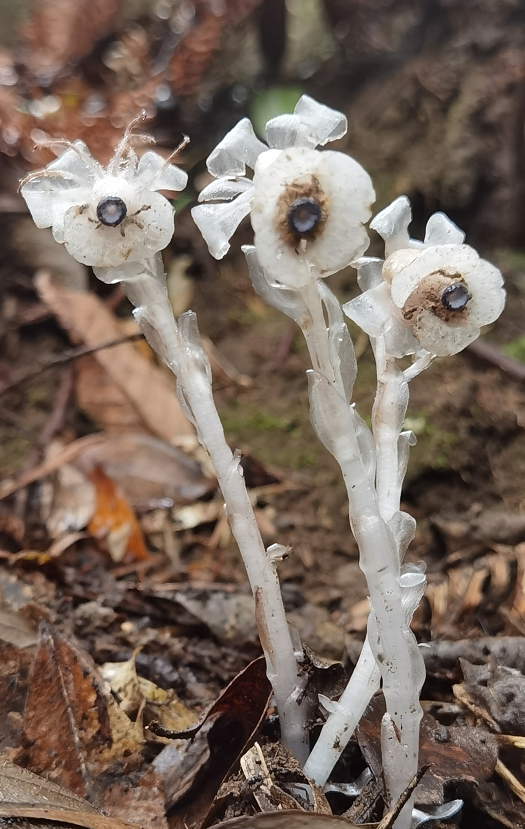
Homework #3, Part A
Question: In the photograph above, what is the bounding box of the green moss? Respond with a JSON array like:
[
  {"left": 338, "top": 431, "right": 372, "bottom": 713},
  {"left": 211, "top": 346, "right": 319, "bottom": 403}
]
[
  {"left": 502, "top": 336, "right": 525, "bottom": 363},
  {"left": 0, "top": 433, "right": 31, "bottom": 477},
  {"left": 402, "top": 410, "right": 460, "bottom": 476},
  {"left": 220, "top": 400, "right": 318, "bottom": 469}
]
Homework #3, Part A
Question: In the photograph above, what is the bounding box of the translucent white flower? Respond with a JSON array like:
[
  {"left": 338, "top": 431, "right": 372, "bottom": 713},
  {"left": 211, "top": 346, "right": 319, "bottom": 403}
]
[
  {"left": 20, "top": 123, "right": 188, "bottom": 269},
  {"left": 192, "top": 95, "right": 375, "bottom": 289},
  {"left": 344, "top": 198, "right": 506, "bottom": 358}
]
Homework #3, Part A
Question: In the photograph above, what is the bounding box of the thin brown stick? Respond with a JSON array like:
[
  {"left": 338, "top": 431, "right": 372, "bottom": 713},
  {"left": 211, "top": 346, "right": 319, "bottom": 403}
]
[
  {"left": 467, "top": 339, "right": 525, "bottom": 383},
  {"left": 0, "top": 333, "right": 144, "bottom": 398},
  {"left": 376, "top": 765, "right": 430, "bottom": 829}
]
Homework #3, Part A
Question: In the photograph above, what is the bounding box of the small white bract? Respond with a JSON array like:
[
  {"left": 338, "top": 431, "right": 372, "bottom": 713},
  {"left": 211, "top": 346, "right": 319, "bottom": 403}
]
[
  {"left": 344, "top": 197, "right": 506, "bottom": 357},
  {"left": 192, "top": 95, "right": 375, "bottom": 289},
  {"left": 20, "top": 121, "right": 188, "bottom": 269}
]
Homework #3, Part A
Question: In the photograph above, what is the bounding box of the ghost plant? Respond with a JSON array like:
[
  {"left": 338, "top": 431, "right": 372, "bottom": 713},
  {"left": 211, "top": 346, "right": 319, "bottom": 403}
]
[
  {"left": 21, "top": 98, "right": 505, "bottom": 828},
  {"left": 20, "top": 118, "right": 309, "bottom": 763},
  {"left": 194, "top": 95, "right": 505, "bottom": 828}
]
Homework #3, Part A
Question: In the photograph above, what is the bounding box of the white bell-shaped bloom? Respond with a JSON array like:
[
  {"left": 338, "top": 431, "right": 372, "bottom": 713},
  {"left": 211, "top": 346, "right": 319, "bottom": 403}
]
[
  {"left": 344, "top": 199, "right": 505, "bottom": 358},
  {"left": 192, "top": 95, "right": 375, "bottom": 289},
  {"left": 21, "top": 133, "right": 187, "bottom": 269}
]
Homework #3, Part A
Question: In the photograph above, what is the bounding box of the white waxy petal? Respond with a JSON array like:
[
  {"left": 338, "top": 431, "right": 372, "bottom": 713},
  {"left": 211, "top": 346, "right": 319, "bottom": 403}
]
[
  {"left": 191, "top": 189, "right": 253, "bottom": 259},
  {"left": 135, "top": 151, "right": 188, "bottom": 192},
  {"left": 61, "top": 191, "right": 174, "bottom": 268},
  {"left": 390, "top": 244, "right": 481, "bottom": 307},
  {"left": 250, "top": 147, "right": 374, "bottom": 288},
  {"left": 198, "top": 177, "right": 253, "bottom": 202},
  {"left": 424, "top": 212, "right": 465, "bottom": 246},
  {"left": 463, "top": 256, "right": 505, "bottom": 326},
  {"left": 370, "top": 196, "right": 412, "bottom": 256},
  {"left": 21, "top": 177, "right": 91, "bottom": 229},
  {"left": 242, "top": 245, "right": 307, "bottom": 322},
  {"left": 413, "top": 308, "right": 480, "bottom": 356},
  {"left": 383, "top": 318, "right": 420, "bottom": 359},
  {"left": 47, "top": 140, "right": 102, "bottom": 184},
  {"left": 265, "top": 114, "right": 309, "bottom": 149},
  {"left": 207, "top": 118, "right": 267, "bottom": 177},
  {"left": 294, "top": 95, "right": 348, "bottom": 145},
  {"left": 343, "top": 283, "right": 391, "bottom": 338}
]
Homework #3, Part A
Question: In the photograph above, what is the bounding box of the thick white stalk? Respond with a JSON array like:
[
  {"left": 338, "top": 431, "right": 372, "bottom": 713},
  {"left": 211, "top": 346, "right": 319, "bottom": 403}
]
[
  {"left": 300, "top": 281, "right": 423, "bottom": 828},
  {"left": 370, "top": 333, "right": 423, "bottom": 827},
  {"left": 104, "top": 255, "right": 308, "bottom": 762},
  {"left": 303, "top": 638, "right": 380, "bottom": 784},
  {"left": 372, "top": 336, "right": 407, "bottom": 523}
]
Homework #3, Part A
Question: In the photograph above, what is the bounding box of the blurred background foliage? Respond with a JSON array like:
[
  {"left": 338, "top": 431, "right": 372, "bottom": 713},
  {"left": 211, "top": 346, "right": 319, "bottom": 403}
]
[{"left": 0, "top": 0, "right": 524, "bottom": 250}]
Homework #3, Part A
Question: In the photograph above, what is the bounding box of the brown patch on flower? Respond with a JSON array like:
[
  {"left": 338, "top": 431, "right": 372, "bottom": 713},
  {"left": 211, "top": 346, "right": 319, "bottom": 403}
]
[
  {"left": 402, "top": 271, "right": 471, "bottom": 326},
  {"left": 275, "top": 174, "right": 329, "bottom": 250}
]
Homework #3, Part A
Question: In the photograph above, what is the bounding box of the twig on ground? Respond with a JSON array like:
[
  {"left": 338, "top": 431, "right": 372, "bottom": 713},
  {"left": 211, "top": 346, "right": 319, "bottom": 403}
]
[{"left": 0, "top": 333, "right": 144, "bottom": 398}]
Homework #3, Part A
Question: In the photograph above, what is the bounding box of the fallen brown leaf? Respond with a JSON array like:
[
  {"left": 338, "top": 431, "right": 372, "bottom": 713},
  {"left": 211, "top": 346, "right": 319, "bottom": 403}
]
[
  {"left": 0, "top": 645, "right": 33, "bottom": 751},
  {"left": 153, "top": 656, "right": 272, "bottom": 829},
  {"left": 20, "top": 621, "right": 112, "bottom": 798},
  {"left": 357, "top": 695, "right": 498, "bottom": 807},
  {"left": 87, "top": 466, "right": 149, "bottom": 563},
  {"left": 0, "top": 760, "right": 158, "bottom": 829},
  {"left": 77, "top": 432, "right": 212, "bottom": 510},
  {"left": 202, "top": 813, "right": 359, "bottom": 829},
  {"left": 35, "top": 271, "right": 193, "bottom": 443}
]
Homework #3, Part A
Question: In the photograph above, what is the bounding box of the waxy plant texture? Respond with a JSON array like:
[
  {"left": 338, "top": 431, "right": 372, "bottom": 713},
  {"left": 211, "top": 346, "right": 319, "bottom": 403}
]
[{"left": 22, "top": 97, "right": 505, "bottom": 829}]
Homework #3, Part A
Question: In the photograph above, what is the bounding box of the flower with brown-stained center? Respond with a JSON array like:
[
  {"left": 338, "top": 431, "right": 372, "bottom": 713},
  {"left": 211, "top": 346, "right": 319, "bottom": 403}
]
[
  {"left": 192, "top": 95, "right": 375, "bottom": 290},
  {"left": 344, "top": 199, "right": 505, "bottom": 359}
]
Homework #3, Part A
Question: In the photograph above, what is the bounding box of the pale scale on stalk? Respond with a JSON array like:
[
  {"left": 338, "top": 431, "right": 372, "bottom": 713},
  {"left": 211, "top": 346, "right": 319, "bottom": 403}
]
[{"left": 192, "top": 95, "right": 375, "bottom": 289}]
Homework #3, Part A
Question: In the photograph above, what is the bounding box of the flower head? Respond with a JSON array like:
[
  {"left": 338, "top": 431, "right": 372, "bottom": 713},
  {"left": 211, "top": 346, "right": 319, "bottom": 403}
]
[
  {"left": 20, "top": 119, "right": 188, "bottom": 270},
  {"left": 344, "top": 197, "right": 505, "bottom": 358},
  {"left": 192, "top": 95, "right": 375, "bottom": 289}
]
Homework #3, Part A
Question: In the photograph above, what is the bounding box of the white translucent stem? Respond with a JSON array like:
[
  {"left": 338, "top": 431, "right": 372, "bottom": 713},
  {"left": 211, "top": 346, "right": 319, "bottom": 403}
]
[
  {"left": 303, "top": 638, "right": 380, "bottom": 785},
  {"left": 109, "top": 255, "right": 308, "bottom": 762},
  {"left": 300, "top": 282, "right": 423, "bottom": 828},
  {"left": 372, "top": 336, "right": 407, "bottom": 523},
  {"left": 371, "top": 334, "right": 422, "bottom": 827}
]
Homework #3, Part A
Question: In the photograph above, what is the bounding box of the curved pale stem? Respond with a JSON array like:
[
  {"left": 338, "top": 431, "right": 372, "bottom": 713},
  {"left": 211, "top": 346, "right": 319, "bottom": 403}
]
[
  {"left": 107, "top": 255, "right": 308, "bottom": 762},
  {"left": 299, "top": 281, "right": 423, "bottom": 829}
]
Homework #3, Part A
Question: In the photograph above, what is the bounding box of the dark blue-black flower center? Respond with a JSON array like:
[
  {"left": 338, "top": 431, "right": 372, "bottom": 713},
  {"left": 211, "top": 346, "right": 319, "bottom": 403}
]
[
  {"left": 287, "top": 197, "right": 322, "bottom": 237},
  {"left": 441, "top": 282, "right": 469, "bottom": 311},
  {"left": 97, "top": 196, "right": 127, "bottom": 227}
]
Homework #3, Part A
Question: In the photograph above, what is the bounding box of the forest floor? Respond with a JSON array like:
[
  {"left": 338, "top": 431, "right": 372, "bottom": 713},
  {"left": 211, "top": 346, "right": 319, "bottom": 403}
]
[{"left": 0, "top": 1, "right": 525, "bottom": 827}]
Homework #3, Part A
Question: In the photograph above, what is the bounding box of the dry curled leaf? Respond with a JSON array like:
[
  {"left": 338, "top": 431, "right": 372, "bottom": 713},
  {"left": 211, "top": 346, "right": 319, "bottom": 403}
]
[
  {"left": 357, "top": 695, "right": 498, "bottom": 807},
  {"left": 205, "top": 812, "right": 359, "bottom": 829},
  {"left": 34, "top": 271, "right": 193, "bottom": 443},
  {"left": 87, "top": 466, "right": 149, "bottom": 564},
  {"left": 20, "top": 622, "right": 112, "bottom": 798},
  {"left": 153, "top": 656, "right": 272, "bottom": 829}
]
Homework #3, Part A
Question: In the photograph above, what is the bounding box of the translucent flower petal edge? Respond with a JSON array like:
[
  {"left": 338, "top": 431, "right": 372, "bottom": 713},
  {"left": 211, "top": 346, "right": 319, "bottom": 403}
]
[
  {"left": 294, "top": 95, "right": 348, "bottom": 145},
  {"left": 424, "top": 212, "right": 465, "bottom": 246},
  {"left": 191, "top": 189, "right": 253, "bottom": 259},
  {"left": 207, "top": 118, "right": 267, "bottom": 177},
  {"left": 370, "top": 196, "right": 412, "bottom": 254}
]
